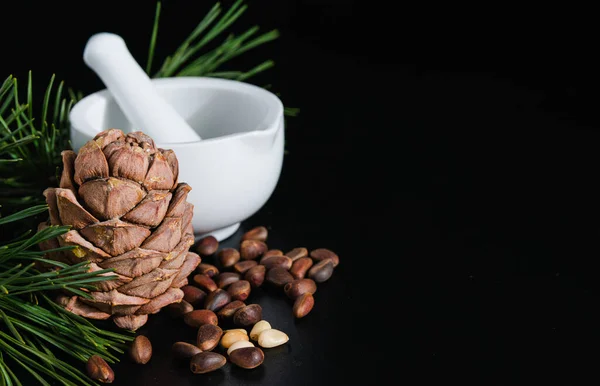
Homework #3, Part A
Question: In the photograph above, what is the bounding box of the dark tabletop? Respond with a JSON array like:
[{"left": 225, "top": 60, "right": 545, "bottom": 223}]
[{"left": 2, "top": 1, "right": 599, "bottom": 385}]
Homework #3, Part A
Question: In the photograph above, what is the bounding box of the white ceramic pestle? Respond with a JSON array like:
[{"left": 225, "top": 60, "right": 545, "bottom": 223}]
[{"left": 83, "top": 32, "right": 202, "bottom": 143}]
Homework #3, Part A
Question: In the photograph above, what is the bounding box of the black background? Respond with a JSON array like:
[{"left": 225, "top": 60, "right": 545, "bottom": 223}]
[{"left": 1, "top": 1, "right": 599, "bottom": 385}]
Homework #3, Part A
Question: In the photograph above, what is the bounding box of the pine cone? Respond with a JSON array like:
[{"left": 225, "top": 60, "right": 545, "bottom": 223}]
[{"left": 39, "top": 129, "right": 200, "bottom": 330}]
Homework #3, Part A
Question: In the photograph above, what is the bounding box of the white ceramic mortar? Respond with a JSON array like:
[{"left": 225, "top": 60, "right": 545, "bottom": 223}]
[{"left": 69, "top": 77, "right": 285, "bottom": 241}]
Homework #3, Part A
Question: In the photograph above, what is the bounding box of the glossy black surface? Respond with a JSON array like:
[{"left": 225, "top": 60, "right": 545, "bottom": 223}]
[{"left": 2, "top": 1, "right": 598, "bottom": 384}]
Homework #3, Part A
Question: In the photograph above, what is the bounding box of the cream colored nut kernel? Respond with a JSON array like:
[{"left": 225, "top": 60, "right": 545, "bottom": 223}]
[
  {"left": 227, "top": 340, "right": 255, "bottom": 355},
  {"left": 257, "top": 328, "right": 289, "bottom": 348},
  {"left": 221, "top": 330, "right": 250, "bottom": 349},
  {"left": 223, "top": 328, "right": 248, "bottom": 335},
  {"left": 249, "top": 320, "right": 272, "bottom": 341}
]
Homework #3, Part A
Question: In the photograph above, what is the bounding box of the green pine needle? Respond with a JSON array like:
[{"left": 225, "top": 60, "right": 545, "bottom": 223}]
[
  {"left": 0, "top": 205, "right": 48, "bottom": 225},
  {"left": 146, "top": 1, "right": 161, "bottom": 75}
]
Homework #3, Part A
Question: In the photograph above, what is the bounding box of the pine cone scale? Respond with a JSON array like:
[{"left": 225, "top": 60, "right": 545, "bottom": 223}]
[
  {"left": 143, "top": 151, "right": 175, "bottom": 190},
  {"left": 59, "top": 230, "right": 111, "bottom": 263},
  {"left": 117, "top": 268, "right": 178, "bottom": 298},
  {"left": 43, "top": 188, "right": 61, "bottom": 226},
  {"left": 88, "top": 262, "right": 133, "bottom": 291},
  {"left": 140, "top": 217, "right": 182, "bottom": 252},
  {"left": 121, "top": 190, "right": 172, "bottom": 227},
  {"left": 57, "top": 295, "right": 112, "bottom": 320},
  {"left": 159, "top": 250, "right": 188, "bottom": 270},
  {"left": 106, "top": 144, "right": 150, "bottom": 182},
  {"left": 113, "top": 315, "right": 148, "bottom": 330},
  {"left": 173, "top": 252, "right": 202, "bottom": 284},
  {"left": 59, "top": 150, "right": 77, "bottom": 191},
  {"left": 73, "top": 140, "right": 109, "bottom": 185},
  {"left": 55, "top": 188, "right": 99, "bottom": 229},
  {"left": 78, "top": 177, "right": 147, "bottom": 220},
  {"left": 136, "top": 288, "right": 184, "bottom": 315},
  {"left": 80, "top": 219, "right": 151, "bottom": 256},
  {"left": 98, "top": 248, "right": 165, "bottom": 278}
]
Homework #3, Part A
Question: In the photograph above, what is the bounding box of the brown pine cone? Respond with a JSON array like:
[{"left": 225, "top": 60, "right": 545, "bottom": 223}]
[{"left": 39, "top": 129, "right": 200, "bottom": 330}]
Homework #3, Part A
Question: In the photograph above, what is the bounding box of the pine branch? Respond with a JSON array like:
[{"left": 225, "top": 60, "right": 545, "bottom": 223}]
[
  {"left": 0, "top": 73, "right": 73, "bottom": 232},
  {"left": 148, "top": 0, "right": 298, "bottom": 116},
  {"left": 0, "top": 205, "right": 133, "bottom": 386}
]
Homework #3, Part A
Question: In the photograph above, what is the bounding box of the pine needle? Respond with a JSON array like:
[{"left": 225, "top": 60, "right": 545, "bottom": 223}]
[{"left": 146, "top": 1, "right": 161, "bottom": 75}]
